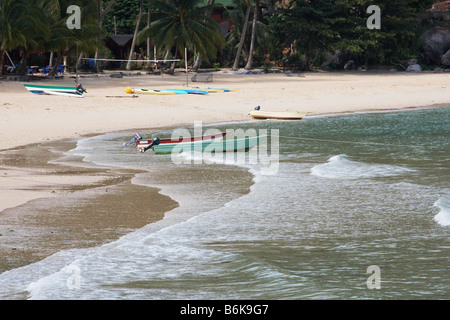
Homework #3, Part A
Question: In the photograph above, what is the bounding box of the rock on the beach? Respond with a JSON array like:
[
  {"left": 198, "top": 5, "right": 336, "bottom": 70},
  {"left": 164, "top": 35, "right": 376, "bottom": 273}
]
[
  {"left": 421, "top": 27, "right": 450, "bottom": 64},
  {"left": 344, "top": 60, "right": 356, "bottom": 70},
  {"left": 441, "top": 49, "right": 450, "bottom": 66},
  {"left": 406, "top": 64, "right": 422, "bottom": 72}
]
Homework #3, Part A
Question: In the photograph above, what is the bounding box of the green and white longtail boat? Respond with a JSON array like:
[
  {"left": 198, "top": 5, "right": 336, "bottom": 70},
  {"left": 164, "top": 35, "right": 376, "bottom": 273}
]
[
  {"left": 152, "top": 135, "right": 267, "bottom": 154},
  {"left": 24, "top": 83, "right": 87, "bottom": 98}
]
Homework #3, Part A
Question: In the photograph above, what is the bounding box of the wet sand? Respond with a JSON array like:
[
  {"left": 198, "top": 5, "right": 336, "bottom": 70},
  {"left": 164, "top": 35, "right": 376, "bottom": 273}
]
[{"left": 0, "top": 139, "right": 177, "bottom": 273}]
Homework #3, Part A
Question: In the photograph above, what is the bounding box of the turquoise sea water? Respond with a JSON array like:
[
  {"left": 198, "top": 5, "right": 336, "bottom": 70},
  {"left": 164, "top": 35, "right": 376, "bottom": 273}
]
[{"left": 0, "top": 107, "right": 448, "bottom": 299}]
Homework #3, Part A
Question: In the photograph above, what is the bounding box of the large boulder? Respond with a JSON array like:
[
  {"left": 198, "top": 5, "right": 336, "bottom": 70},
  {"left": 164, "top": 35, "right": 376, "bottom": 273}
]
[
  {"left": 421, "top": 27, "right": 450, "bottom": 64},
  {"left": 442, "top": 49, "right": 450, "bottom": 66}
]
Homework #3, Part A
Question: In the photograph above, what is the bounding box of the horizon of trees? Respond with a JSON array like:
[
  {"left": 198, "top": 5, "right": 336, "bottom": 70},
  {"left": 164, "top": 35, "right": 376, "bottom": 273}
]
[{"left": 0, "top": 0, "right": 444, "bottom": 76}]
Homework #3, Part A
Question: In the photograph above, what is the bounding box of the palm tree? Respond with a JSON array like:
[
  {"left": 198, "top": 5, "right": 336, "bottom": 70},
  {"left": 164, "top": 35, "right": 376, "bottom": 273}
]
[
  {"left": 127, "top": 0, "right": 144, "bottom": 70},
  {"left": 94, "top": 0, "right": 117, "bottom": 72},
  {"left": 43, "top": 0, "right": 102, "bottom": 77},
  {"left": 192, "top": 0, "right": 215, "bottom": 71},
  {"left": 1, "top": 0, "right": 51, "bottom": 75},
  {"left": 138, "top": 0, "right": 224, "bottom": 74},
  {"left": 231, "top": 0, "right": 251, "bottom": 71},
  {"left": 1, "top": 0, "right": 24, "bottom": 74},
  {"left": 244, "top": 0, "right": 259, "bottom": 70},
  {"left": 0, "top": 0, "right": 50, "bottom": 75}
]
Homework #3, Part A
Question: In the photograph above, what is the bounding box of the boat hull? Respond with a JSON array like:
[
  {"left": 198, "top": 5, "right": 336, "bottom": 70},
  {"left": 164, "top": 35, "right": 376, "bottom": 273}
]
[
  {"left": 192, "top": 87, "right": 236, "bottom": 92},
  {"left": 152, "top": 135, "right": 266, "bottom": 154},
  {"left": 24, "top": 84, "right": 84, "bottom": 97},
  {"left": 126, "top": 87, "right": 177, "bottom": 95},
  {"left": 249, "top": 110, "right": 307, "bottom": 120},
  {"left": 136, "top": 132, "right": 226, "bottom": 151}
]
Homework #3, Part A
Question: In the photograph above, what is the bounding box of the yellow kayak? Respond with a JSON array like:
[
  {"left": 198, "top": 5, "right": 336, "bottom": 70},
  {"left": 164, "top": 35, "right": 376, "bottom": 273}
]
[{"left": 126, "top": 87, "right": 177, "bottom": 95}]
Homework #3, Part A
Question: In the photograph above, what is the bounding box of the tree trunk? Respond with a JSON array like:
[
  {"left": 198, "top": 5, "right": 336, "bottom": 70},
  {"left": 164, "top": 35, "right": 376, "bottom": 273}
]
[
  {"left": 48, "top": 54, "right": 63, "bottom": 78},
  {"left": 168, "top": 45, "right": 178, "bottom": 74},
  {"left": 0, "top": 50, "right": 5, "bottom": 76},
  {"left": 95, "top": 0, "right": 118, "bottom": 72},
  {"left": 192, "top": 0, "right": 215, "bottom": 71},
  {"left": 169, "top": 60, "right": 176, "bottom": 74},
  {"left": 245, "top": 0, "right": 259, "bottom": 70},
  {"left": 232, "top": 4, "right": 251, "bottom": 71},
  {"left": 146, "top": 7, "right": 151, "bottom": 69},
  {"left": 49, "top": 51, "right": 54, "bottom": 67},
  {"left": 127, "top": 0, "right": 144, "bottom": 70},
  {"left": 161, "top": 50, "right": 170, "bottom": 72},
  {"left": 193, "top": 52, "right": 202, "bottom": 70},
  {"left": 16, "top": 49, "right": 28, "bottom": 76}
]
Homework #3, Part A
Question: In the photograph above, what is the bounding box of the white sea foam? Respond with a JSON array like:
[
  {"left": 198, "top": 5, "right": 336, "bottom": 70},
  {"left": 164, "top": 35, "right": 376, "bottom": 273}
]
[
  {"left": 433, "top": 195, "right": 450, "bottom": 227},
  {"left": 310, "top": 154, "right": 414, "bottom": 179}
]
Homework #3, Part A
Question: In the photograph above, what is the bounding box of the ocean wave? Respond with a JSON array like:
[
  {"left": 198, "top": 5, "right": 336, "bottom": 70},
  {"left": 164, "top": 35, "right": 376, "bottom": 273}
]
[
  {"left": 310, "top": 154, "right": 414, "bottom": 179},
  {"left": 433, "top": 195, "right": 450, "bottom": 227}
]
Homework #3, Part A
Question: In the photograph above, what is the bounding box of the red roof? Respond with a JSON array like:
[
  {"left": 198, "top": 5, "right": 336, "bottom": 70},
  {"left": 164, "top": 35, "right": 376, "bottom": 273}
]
[{"left": 431, "top": 1, "right": 450, "bottom": 12}]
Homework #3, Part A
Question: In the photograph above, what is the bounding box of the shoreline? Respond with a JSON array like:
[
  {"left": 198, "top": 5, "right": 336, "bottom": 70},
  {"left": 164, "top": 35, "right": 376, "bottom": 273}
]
[
  {"left": 1, "top": 71, "right": 449, "bottom": 274},
  {"left": 1, "top": 70, "right": 449, "bottom": 150},
  {"left": 0, "top": 139, "right": 179, "bottom": 274}
]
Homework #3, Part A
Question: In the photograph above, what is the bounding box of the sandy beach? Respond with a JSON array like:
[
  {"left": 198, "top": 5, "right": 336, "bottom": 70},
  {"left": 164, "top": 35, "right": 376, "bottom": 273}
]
[{"left": 0, "top": 70, "right": 449, "bottom": 273}]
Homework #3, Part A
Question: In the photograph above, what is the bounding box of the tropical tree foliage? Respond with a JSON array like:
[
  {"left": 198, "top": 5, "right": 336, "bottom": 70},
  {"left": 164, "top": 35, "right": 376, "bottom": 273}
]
[
  {"left": 137, "top": 0, "right": 225, "bottom": 73},
  {"left": 269, "top": 0, "right": 435, "bottom": 70},
  {"left": 0, "top": 0, "right": 50, "bottom": 74},
  {"left": 0, "top": 0, "right": 439, "bottom": 75},
  {"left": 0, "top": 0, "right": 102, "bottom": 76},
  {"left": 102, "top": 0, "right": 141, "bottom": 34}
]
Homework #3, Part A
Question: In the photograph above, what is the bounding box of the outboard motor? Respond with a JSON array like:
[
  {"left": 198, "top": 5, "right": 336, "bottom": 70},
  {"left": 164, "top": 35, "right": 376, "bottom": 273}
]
[
  {"left": 143, "top": 137, "right": 160, "bottom": 152},
  {"left": 123, "top": 133, "right": 143, "bottom": 147},
  {"left": 76, "top": 83, "right": 87, "bottom": 94}
]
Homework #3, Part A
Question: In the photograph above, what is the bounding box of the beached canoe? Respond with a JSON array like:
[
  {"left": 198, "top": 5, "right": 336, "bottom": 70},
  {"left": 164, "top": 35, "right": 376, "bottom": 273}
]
[
  {"left": 135, "top": 132, "right": 227, "bottom": 151},
  {"left": 24, "top": 83, "right": 86, "bottom": 98},
  {"left": 192, "top": 87, "right": 236, "bottom": 92},
  {"left": 152, "top": 135, "right": 266, "bottom": 154},
  {"left": 174, "top": 88, "right": 210, "bottom": 94},
  {"left": 177, "top": 87, "right": 231, "bottom": 93},
  {"left": 125, "top": 87, "right": 177, "bottom": 95},
  {"left": 249, "top": 110, "right": 308, "bottom": 120}
]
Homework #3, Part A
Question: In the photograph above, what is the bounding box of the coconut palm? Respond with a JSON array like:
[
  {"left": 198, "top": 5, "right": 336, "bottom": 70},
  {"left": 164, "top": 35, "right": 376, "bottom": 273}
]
[
  {"left": 42, "top": 0, "right": 103, "bottom": 77},
  {"left": 244, "top": 0, "right": 259, "bottom": 70},
  {"left": 94, "top": 0, "right": 117, "bottom": 72},
  {"left": 0, "top": 0, "right": 24, "bottom": 74},
  {"left": 138, "top": 0, "right": 224, "bottom": 74},
  {"left": 126, "top": 0, "right": 144, "bottom": 70},
  {"left": 0, "top": 0, "right": 49, "bottom": 75},
  {"left": 231, "top": 0, "right": 251, "bottom": 71}
]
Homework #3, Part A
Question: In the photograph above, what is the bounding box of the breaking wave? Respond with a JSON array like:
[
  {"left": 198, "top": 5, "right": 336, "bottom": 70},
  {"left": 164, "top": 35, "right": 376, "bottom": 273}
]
[{"left": 311, "top": 154, "right": 414, "bottom": 179}]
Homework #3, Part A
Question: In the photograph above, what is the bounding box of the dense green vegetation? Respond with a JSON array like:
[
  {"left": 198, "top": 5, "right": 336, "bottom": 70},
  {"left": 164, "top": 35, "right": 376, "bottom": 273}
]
[{"left": 0, "top": 0, "right": 443, "bottom": 75}]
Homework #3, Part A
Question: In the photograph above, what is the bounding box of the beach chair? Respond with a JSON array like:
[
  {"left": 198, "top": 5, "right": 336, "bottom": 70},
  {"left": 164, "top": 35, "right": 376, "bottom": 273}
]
[
  {"left": 5, "top": 64, "right": 17, "bottom": 72},
  {"left": 40, "top": 65, "right": 50, "bottom": 74},
  {"left": 39, "top": 64, "right": 64, "bottom": 76},
  {"left": 56, "top": 64, "right": 65, "bottom": 75}
]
